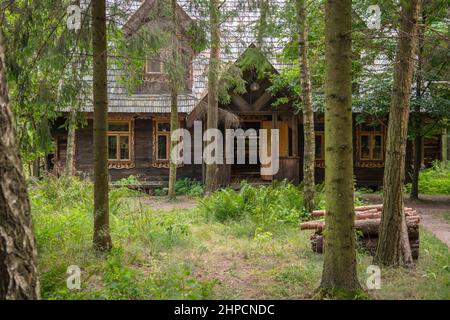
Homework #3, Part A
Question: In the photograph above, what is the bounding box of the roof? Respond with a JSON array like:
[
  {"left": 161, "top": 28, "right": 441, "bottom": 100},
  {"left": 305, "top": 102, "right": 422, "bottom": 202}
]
[{"left": 78, "top": 0, "right": 287, "bottom": 114}]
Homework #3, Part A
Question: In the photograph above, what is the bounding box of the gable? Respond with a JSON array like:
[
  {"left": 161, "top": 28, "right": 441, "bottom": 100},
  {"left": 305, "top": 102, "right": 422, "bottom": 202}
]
[{"left": 123, "top": 0, "right": 194, "bottom": 37}]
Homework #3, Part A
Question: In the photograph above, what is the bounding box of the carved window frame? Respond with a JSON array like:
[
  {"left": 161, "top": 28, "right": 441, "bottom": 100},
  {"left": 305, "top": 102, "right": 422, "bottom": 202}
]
[
  {"left": 107, "top": 119, "right": 135, "bottom": 169},
  {"left": 145, "top": 56, "right": 164, "bottom": 75},
  {"left": 314, "top": 132, "right": 325, "bottom": 168},
  {"left": 152, "top": 117, "right": 184, "bottom": 168},
  {"left": 356, "top": 123, "right": 385, "bottom": 168}
]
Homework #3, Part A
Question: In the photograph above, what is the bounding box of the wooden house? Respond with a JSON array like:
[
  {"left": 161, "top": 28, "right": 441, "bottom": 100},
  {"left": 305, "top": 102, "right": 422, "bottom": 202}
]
[{"left": 51, "top": 0, "right": 444, "bottom": 188}]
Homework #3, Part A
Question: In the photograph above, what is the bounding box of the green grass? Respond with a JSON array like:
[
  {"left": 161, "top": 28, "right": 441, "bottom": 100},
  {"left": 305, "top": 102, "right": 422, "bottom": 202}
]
[{"left": 31, "top": 176, "right": 450, "bottom": 300}]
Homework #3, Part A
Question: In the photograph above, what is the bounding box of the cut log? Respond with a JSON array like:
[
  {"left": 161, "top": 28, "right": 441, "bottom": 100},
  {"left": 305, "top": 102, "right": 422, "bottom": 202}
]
[
  {"left": 354, "top": 204, "right": 383, "bottom": 211},
  {"left": 311, "top": 233, "right": 420, "bottom": 260},
  {"left": 356, "top": 212, "right": 381, "bottom": 220},
  {"left": 301, "top": 215, "right": 420, "bottom": 233},
  {"left": 300, "top": 220, "right": 324, "bottom": 230}
]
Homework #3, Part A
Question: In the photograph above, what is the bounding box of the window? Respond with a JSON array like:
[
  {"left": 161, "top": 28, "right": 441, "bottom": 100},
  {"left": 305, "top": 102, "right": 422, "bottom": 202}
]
[
  {"left": 358, "top": 124, "right": 384, "bottom": 161},
  {"left": 146, "top": 56, "right": 163, "bottom": 74},
  {"left": 315, "top": 133, "right": 324, "bottom": 160},
  {"left": 155, "top": 121, "right": 171, "bottom": 161},
  {"left": 108, "top": 121, "right": 131, "bottom": 161}
]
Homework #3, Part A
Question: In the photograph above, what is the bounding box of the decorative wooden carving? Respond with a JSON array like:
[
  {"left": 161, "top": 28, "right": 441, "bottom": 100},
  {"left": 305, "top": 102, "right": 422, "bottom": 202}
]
[
  {"left": 355, "top": 161, "right": 384, "bottom": 168},
  {"left": 152, "top": 117, "right": 185, "bottom": 168},
  {"left": 315, "top": 160, "right": 325, "bottom": 168},
  {"left": 108, "top": 162, "right": 136, "bottom": 170},
  {"left": 107, "top": 118, "right": 135, "bottom": 170},
  {"left": 355, "top": 122, "right": 386, "bottom": 168}
]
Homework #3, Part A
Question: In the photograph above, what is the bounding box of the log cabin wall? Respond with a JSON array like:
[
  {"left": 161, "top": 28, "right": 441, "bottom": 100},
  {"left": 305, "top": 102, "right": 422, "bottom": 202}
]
[
  {"left": 71, "top": 118, "right": 201, "bottom": 182},
  {"left": 299, "top": 114, "right": 419, "bottom": 188},
  {"left": 51, "top": 112, "right": 441, "bottom": 187}
]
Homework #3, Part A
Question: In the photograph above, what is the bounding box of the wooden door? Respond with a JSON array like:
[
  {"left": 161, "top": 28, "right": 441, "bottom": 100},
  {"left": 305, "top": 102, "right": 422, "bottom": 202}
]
[{"left": 261, "top": 121, "right": 289, "bottom": 180}]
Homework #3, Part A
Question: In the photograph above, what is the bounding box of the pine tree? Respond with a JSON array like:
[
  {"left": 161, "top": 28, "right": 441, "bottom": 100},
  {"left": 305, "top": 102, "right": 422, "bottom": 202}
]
[
  {"left": 296, "top": 0, "right": 315, "bottom": 213},
  {"left": 0, "top": 31, "right": 40, "bottom": 300},
  {"left": 375, "top": 0, "right": 421, "bottom": 268},
  {"left": 205, "top": 0, "right": 221, "bottom": 194},
  {"left": 168, "top": 0, "right": 180, "bottom": 200},
  {"left": 319, "top": 0, "right": 361, "bottom": 297},
  {"left": 92, "top": 0, "right": 112, "bottom": 252}
]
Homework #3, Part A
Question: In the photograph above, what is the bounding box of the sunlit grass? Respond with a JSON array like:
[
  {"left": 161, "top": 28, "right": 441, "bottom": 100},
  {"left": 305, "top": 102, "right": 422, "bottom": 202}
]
[{"left": 31, "top": 176, "right": 450, "bottom": 300}]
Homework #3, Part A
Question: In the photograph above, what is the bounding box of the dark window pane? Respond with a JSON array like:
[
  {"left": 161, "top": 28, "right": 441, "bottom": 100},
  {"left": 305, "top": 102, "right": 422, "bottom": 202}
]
[
  {"left": 315, "top": 135, "right": 323, "bottom": 159},
  {"left": 373, "top": 135, "right": 383, "bottom": 160},
  {"left": 120, "top": 136, "right": 130, "bottom": 160},
  {"left": 109, "top": 122, "right": 129, "bottom": 132},
  {"left": 147, "top": 58, "right": 161, "bottom": 73},
  {"left": 360, "top": 135, "right": 370, "bottom": 159},
  {"left": 361, "top": 123, "right": 382, "bottom": 132},
  {"left": 158, "top": 135, "right": 168, "bottom": 160},
  {"left": 157, "top": 123, "right": 170, "bottom": 132},
  {"left": 108, "top": 136, "right": 118, "bottom": 160}
]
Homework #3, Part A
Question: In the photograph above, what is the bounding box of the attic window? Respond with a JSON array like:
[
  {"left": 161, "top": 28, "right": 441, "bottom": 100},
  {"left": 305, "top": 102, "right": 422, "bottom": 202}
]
[{"left": 146, "top": 57, "right": 164, "bottom": 74}]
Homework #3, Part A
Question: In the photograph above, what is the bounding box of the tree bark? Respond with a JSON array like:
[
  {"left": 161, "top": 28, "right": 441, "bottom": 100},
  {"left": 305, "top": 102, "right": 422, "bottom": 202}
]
[
  {"left": 0, "top": 31, "right": 40, "bottom": 300},
  {"left": 65, "top": 109, "right": 76, "bottom": 176},
  {"left": 319, "top": 0, "right": 361, "bottom": 296},
  {"left": 92, "top": 0, "right": 112, "bottom": 252},
  {"left": 168, "top": 0, "right": 179, "bottom": 200},
  {"left": 296, "top": 0, "right": 315, "bottom": 213},
  {"left": 205, "top": 0, "right": 220, "bottom": 194},
  {"left": 442, "top": 127, "right": 448, "bottom": 163},
  {"left": 375, "top": 0, "right": 420, "bottom": 268},
  {"left": 410, "top": 10, "right": 426, "bottom": 201}
]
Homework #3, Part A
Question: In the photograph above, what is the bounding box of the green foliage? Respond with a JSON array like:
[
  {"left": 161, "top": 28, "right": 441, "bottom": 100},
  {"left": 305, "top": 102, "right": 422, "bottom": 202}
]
[
  {"left": 113, "top": 175, "right": 141, "bottom": 186},
  {"left": 3, "top": 0, "right": 92, "bottom": 162},
  {"left": 175, "top": 178, "right": 205, "bottom": 197},
  {"left": 31, "top": 176, "right": 214, "bottom": 300},
  {"left": 154, "top": 178, "right": 204, "bottom": 197},
  {"left": 405, "top": 161, "right": 450, "bottom": 195},
  {"left": 198, "top": 181, "right": 313, "bottom": 231},
  {"left": 29, "top": 176, "right": 450, "bottom": 300}
]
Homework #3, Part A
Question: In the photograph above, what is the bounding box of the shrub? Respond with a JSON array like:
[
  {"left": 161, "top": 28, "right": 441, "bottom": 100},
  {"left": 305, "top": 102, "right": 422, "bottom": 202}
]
[
  {"left": 198, "top": 181, "right": 313, "bottom": 231},
  {"left": 405, "top": 161, "right": 450, "bottom": 195},
  {"left": 154, "top": 179, "right": 204, "bottom": 197},
  {"left": 113, "top": 175, "right": 141, "bottom": 186},
  {"left": 175, "top": 178, "right": 204, "bottom": 197}
]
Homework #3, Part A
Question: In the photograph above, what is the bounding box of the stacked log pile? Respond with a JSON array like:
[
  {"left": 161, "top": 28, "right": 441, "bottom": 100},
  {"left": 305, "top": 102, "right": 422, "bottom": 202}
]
[{"left": 300, "top": 205, "right": 420, "bottom": 260}]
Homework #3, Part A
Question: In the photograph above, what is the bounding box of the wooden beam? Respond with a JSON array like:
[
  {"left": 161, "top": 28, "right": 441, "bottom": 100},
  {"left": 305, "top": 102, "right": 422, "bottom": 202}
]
[
  {"left": 272, "top": 112, "right": 278, "bottom": 129},
  {"left": 253, "top": 92, "right": 272, "bottom": 111},
  {"left": 292, "top": 115, "right": 299, "bottom": 157},
  {"left": 231, "top": 94, "right": 251, "bottom": 111}
]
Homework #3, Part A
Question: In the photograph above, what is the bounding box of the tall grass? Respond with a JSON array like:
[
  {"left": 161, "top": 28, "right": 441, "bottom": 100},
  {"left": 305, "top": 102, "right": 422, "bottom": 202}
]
[{"left": 30, "top": 176, "right": 215, "bottom": 300}]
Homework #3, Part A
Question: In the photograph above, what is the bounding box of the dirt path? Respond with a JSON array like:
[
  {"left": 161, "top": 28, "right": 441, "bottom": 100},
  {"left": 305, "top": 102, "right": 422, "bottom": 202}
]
[
  {"left": 362, "top": 194, "right": 450, "bottom": 248},
  {"left": 133, "top": 196, "right": 199, "bottom": 211}
]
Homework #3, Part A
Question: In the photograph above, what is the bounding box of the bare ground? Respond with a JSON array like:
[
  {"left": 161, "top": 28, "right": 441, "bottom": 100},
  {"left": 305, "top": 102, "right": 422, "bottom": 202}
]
[
  {"left": 137, "top": 196, "right": 199, "bottom": 211},
  {"left": 361, "top": 194, "right": 450, "bottom": 248}
]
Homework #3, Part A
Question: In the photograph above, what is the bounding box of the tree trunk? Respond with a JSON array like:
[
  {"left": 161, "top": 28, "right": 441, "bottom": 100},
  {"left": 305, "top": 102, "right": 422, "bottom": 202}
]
[
  {"left": 92, "top": 0, "right": 112, "bottom": 252},
  {"left": 296, "top": 0, "right": 315, "bottom": 213},
  {"left": 410, "top": 134, "right": 422, "bottom": 200},
  {"left": 0, "top": 31, "right": 40, "bottom": 300},
  {"left": 375, "top": 0, "right": 420, "bottom": 268},
  {"left": 410, "top": 10, "right": 426, "bottom": 201},
  {"left": 32, "top": 157, "right": 40, "bottom": 178},
  {"left": 319, "top": 0, "right": 361, "bottom": 296},
  {"left": 205, "top": 0, "right": 220, "bottom": 194},
  {"left": 168, "top": 0, "right": 179, "bottom": 200},
  {"left": 442, "top": 127, "right": 448, "bottom": 163},
  {"left": 65, "top": 109, "right": 76, "bottom": 176}
]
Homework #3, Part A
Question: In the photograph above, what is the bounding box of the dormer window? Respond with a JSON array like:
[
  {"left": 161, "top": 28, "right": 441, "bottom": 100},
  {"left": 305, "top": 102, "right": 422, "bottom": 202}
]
[{"left": 146, "top": 56, "right": 164, "bottom": 74}]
